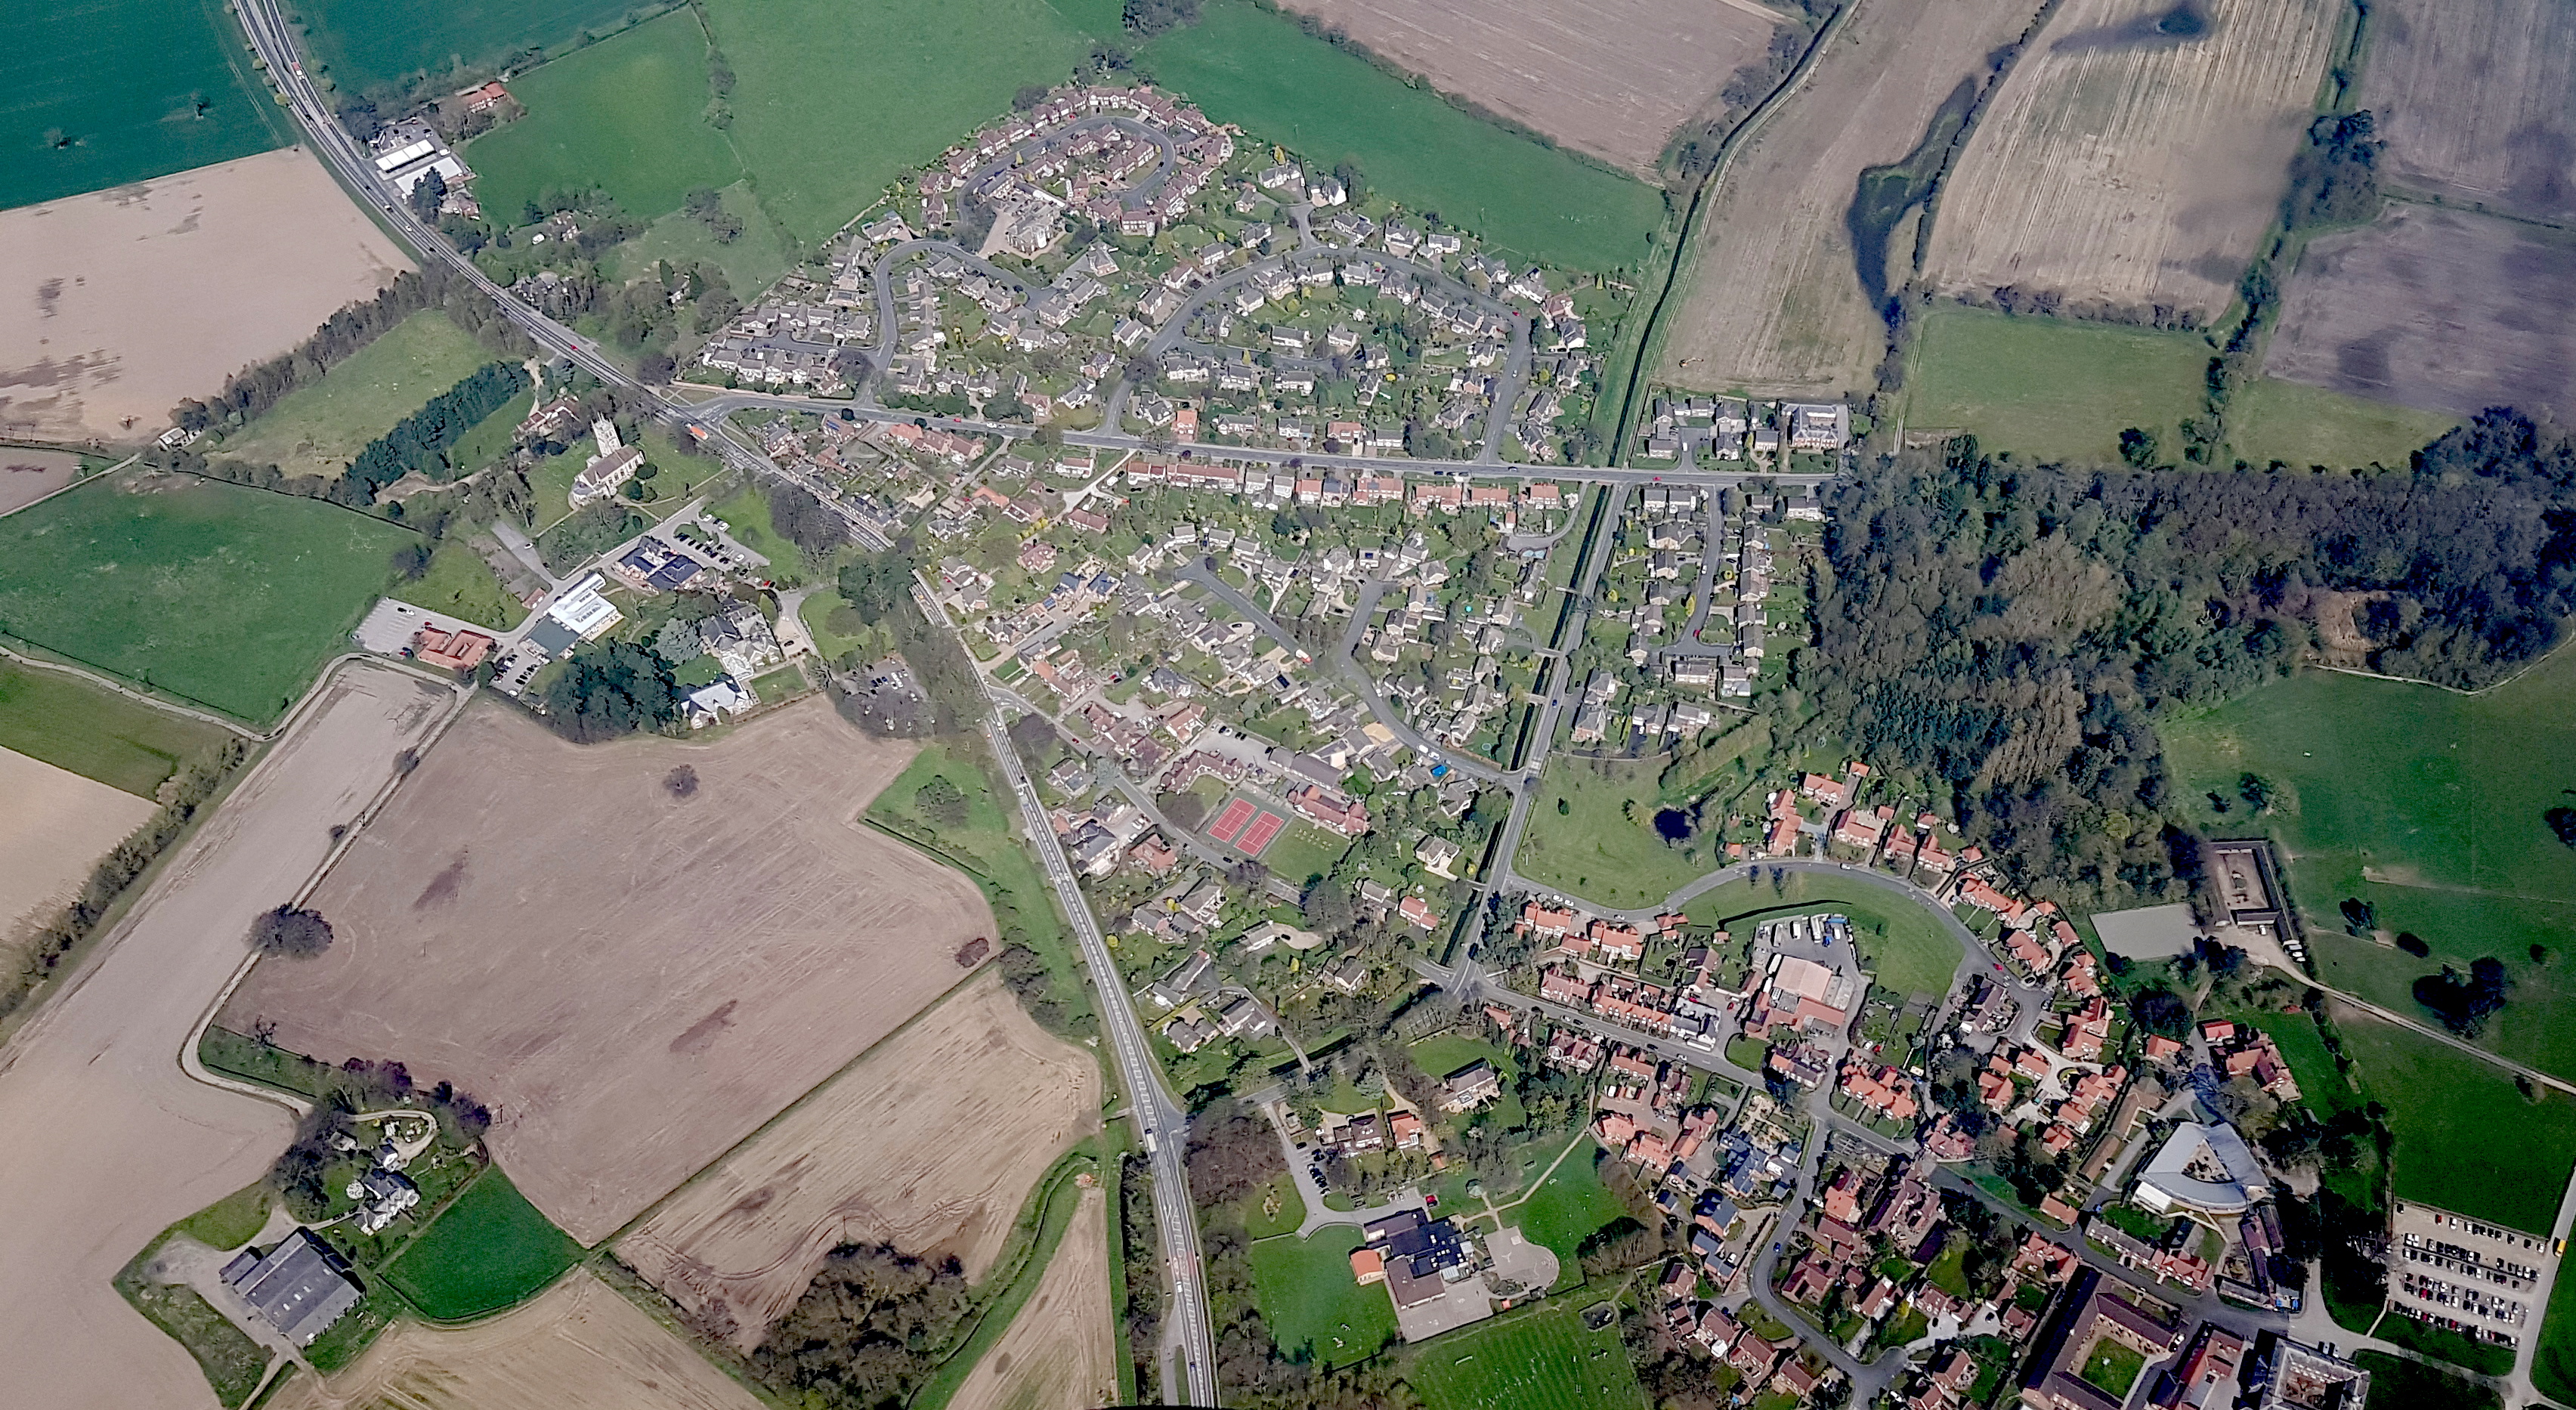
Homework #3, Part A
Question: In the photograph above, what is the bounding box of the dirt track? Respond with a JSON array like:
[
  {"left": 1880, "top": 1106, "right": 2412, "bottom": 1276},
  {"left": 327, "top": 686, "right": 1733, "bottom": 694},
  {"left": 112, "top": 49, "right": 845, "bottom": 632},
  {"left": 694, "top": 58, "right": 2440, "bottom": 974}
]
[
  {"left": 0, "top": 663, "right": 451, "bottom": 1409},
  {"left": 272, "top": 1270, "right": 763, "bottom": 1410},
  {"left": 0, "top": 745, "right": 156, "bottom": 945},
  {"left": 618, "top": 969, "right": 1099, "bottom": 1350},
  {"left": 224, "top": 697, "right": 998, "bottom": 1245},
  {"left": 1281, "top": 0, "right": 1776, "bottom": 173},
  {"left": 946, "top": 1188, "right": 1115, "bottom": 1410},
  {"left": 0, "top": 147, "right": 408, "bottom": 443},
  {"left": 1659, "top": 0, "right": 2043, "bottom": 394}
]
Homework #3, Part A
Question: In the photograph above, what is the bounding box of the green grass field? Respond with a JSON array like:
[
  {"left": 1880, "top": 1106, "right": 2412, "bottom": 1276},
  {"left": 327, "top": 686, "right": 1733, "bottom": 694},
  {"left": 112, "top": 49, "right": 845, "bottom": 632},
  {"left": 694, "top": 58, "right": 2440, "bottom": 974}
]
[
  {"left": 1904, "top": 306, "right": 2207, "bottom": 465},
  {"left": 172, "top": 1184, "right": 271, "bottom": 1252},
  {"left": 602, "top": 179, "right": 794, "bottom": 295},
  {"left": 2536, "top": 1263, "right": 2576, "bottom": 1405},
  {"left": 1681, "top": 872, "right": 1963, "bottom": 1000},
  {"left": 1257, "top": 817, "right": 1352, "bottom": 889},
  {"left": 295, "top": 0, "right": 645, "bottom": 94},
  {"left": 0, "top": 662, "right": 233, "bottom": 796},
  {"left": 1248, "top": 1227, "right": 1396, "bottom": 1367},
  {"left": 1517, "top": 757, "right": 1708, "bottom": 908},
  {"left": 1514, "top": 1143, "right": 1625, "bottom": 1280},
  {"left": 213, "top": 314, "right": 496, "bottom": 479},
  {"left": 2231, "top": 379, "right": 2457, "bottom": 471},
  {"left": 400, "top": 539, "right": 528, "bottom": 632},
  {"left": 1139, "top": 2, "right": 1665, "bottom": 271},
  {"left": 2, "top": 0, "right": 289, "bottom": 211},
  {"left": 2164, "top": 650, "right": 2576, "bottom": 1080},
  {"left": 2330, "top": 1006, "right": 2576, "bottom": 1235},
  {"left": 707, "top": 0, "right": 1092, "bottom": 245},
  {"left": 0, "top": 473, "right": 413, "bottom": 722},
  {"left": 1411, "top": 1299, "right": 1649, "bottom": 1410},
  {"left": 2371, "top": 1312, "right": 2516, "bottom": 1377},
  {"left": 466, "top": 8, "right": 746, "bottom": 227},
  {"left": 443, "top": 385, "right": 537, "bottom": 480},
  {"left": 382, "top": 1165, "right": 582, "bottom": 1319},
  {"left": 2356, "top": 1350, "right": 2502, "bottom": 1410}
]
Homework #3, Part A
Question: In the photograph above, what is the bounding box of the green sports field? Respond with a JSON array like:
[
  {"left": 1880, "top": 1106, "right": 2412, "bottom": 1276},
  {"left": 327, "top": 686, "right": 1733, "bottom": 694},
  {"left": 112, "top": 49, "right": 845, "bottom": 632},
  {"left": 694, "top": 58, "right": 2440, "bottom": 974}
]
[
  {"left": 293, "top": 0, "right": 645, "bottom": 94},
  {"left": 2164, "top": 650, "right": 2576, "bottom": 1080},
  {"left": 382, "top": 1165, "right": 583, "bottom": 1319},
  {"left": 2, "top": 0, "right": 289, "bottom": 212},
  {"left": 1903, "top": 306, "right": 2207, "bottom": 465},
  {"left": 465, "top": 7, "right": 747, "bottom": 227},
  {"left": 1247, "top": 1227, "right": 1396, "bottom": 1367},
  {"left": 212, "top": 313, "right": 496, "bottom": 480},
  {"left": 2230, "top": 378, "right": 2457, "bottom": 472},
  {"left": 0, "top": 473, "right": 413, "bottom": 722},
  {"left": 0, "top": 663, "right": 233, "bottom": 796},
  {"left": 1139, "top": 2, "right": 1665, "bottom": 271},
  {"left": 1410, "top": 1299, "right": 1648, "bottom": 1410}
]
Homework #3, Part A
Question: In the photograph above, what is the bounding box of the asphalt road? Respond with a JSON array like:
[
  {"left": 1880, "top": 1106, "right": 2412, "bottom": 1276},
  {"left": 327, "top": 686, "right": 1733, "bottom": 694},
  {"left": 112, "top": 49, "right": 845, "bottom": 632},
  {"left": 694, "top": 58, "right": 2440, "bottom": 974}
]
[{"left": 980, "top": 703, "right": 1218, "bottom": 1405}]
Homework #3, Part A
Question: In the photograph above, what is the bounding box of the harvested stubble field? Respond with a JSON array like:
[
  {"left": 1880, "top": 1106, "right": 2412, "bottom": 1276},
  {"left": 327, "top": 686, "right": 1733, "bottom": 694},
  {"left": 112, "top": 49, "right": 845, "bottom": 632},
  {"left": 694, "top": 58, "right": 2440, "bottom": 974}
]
[
  {"left": 0, "top": 148, "right": 410, "bottom": 442},
  {"left": 618, "top": 969, "right": 1099, "bottom": 1350},
  {"left": 223, "top": 697, "right": 997, "bottom": 1245},
  {"left": 1925, "top": 0, "right": 2343, "bottom": 323},
  {"left": 0, "top": 664, "right": 446, "bottom": 1409},
  {"left": 0, "top": 745, "right": 156, "bottom": 943},
  {"left": 1659, "top": 0, "right": 2043, "bottom": 394},
  {"left": 2360, "top": 0, "right": 2576, "bottom": 225},
  {"left": 271, "top": 1269, "right": 763, "bottom": 1410},
  {"left": 1276, "top": 0, "right": 1779, "bottom": 174},
  {"left": 2262, "top": 203, "right": 2576, "bottom": 419},
  {"left": 947, "top": 1187, "right": 1115, "bottom": 1410}
]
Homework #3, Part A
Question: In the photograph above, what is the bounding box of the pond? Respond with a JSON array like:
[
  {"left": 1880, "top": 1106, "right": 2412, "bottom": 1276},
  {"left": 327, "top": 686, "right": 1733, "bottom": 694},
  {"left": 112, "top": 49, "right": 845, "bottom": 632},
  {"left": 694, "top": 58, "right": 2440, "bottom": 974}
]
[{"left": 1653, "top": 808, "right": 1693, "bottom": 843}]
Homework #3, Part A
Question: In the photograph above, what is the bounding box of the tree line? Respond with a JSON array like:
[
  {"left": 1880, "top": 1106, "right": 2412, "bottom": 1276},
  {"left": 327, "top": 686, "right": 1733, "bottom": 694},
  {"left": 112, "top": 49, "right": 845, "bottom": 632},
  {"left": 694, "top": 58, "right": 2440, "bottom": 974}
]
[
  {"left": 172, "top": 264, "right": 535, "bottom": 434},
  {"left": 1803, "top": 411, "right": 2576, "bottom": 903},
  {"left": 343, "top": 361, "right": 531, "bottom": 498}
]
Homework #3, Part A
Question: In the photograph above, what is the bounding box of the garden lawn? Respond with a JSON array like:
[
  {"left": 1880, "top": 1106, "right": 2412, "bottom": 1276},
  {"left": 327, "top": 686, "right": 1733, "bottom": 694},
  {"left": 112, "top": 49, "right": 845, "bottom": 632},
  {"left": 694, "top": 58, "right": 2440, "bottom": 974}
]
[
  {"left": 1248, "top": 1228, "right": 1396, "bottom": 1368},
  {"left": 2164, "top": 651, "right": 2576, "bottom": 1081},
  {"left": 1242, "top": 1173, "right": 1303, "bottom": 1239},
  {"left": 1517, "top": 756, "right": 1708, "bottom": 908},
  {"left": 2231, "top": 378, "right": 2457, "bottom": 472},
  {"left": 212, "top": 312, "right": 494, "bottom": 480},
  {"left": 465, "top": 8, "right": 747, "bottom": 227},
  {"left": 295, "top": 0, "right": 643, "bottom": 94},
  {"left": 1681, "top": 871, "right": 1962, "bottom": 1000},
  {"left": 382, "top": 1164, "right": 583, "bottom": 1319},
  {"left": 0, "top": 662, "right": 233, "bottom": 796},
  {"left": 400, "top": 538, "right": 527, "bottom": 632},
  {"left": 1903, "top": 306, "right": 2206, "bottom": 465},
  {"left": 2329, "top": 1004, "right": 2576, "bottom": 1235},
  {"left": 2355, "top": 1350, "right": 2501, "bottom": 1410},
  {"left": 1410, "top": 1034, "right": 1524, "bottom": 1127},
  {"left": 1140, "top": 2, "right": 1665, "bottom": 272},
  {"left": 0, "top": 473, "right": 413, "bottom": 722},
  {"left": 2, "top": 0, "right": 287, "bottom": 210},
  {"left": 1410, "top": 1299, "right": 1649, "bottom": 1410},
  {"left": 704, "top": 0, "right": 1092, "bottom": 244},
  {"left": 1514, "top": 1142, "right": 1625, "bottom": 1283}
]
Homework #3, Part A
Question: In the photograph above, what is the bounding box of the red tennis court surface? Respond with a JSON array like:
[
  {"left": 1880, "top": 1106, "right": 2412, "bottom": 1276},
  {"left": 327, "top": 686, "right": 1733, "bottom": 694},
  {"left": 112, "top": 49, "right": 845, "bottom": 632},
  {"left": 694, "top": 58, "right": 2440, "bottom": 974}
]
[
  {"left": 1208, "top": 798, "right": 1256, "bottom": 843},
  {"left": 1236, "top": 811, "right": 1286, "bottom": 856}
]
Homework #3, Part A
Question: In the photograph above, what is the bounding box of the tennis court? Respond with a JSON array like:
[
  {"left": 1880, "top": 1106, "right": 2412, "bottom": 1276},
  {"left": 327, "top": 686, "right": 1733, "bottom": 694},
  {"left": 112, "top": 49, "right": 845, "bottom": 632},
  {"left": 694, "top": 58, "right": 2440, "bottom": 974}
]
[
  {"left": 1208, "top": 798, "right": 1256, "bottom": 844},
  {"left": 1236, "top": 810, "right": 1287, "bottom": 856}
]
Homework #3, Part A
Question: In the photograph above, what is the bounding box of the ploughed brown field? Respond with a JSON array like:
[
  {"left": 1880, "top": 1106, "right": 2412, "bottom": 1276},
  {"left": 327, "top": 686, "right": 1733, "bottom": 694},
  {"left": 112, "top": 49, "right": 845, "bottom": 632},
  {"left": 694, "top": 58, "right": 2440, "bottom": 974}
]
[
  {"left": 0, "top": 147, "right": 407, "bottom": 442},
  {"left": 224, "top": 697, "right": 996, "bottom": 1245},
  {"left": 0, "top": 745, "right": 156, "bottom": 946},
  {"left": 2262, "top": 203, "right": 2576, "bottom": 419},
  {"left": 271, "top": 1270, "right": 763, "bottom": 1410},
  {"left": 1659, "top": 0, "right": 2044, "bottom": 394},
  {"left": 946, "top": 1187, "right": 1115, "bottom": 1410},
  {"left": 1280, "top": 0, "right": 1778, "bottom": 173},
  {"left": 2360, "top": 0, "right": 2576, "bottom": 225},
  {"left": 1925, "top": 0, "right": 2343, "bottom": 324},
  {"left": 618, "top": 969, "right": 1099, "bottom": 1350}
]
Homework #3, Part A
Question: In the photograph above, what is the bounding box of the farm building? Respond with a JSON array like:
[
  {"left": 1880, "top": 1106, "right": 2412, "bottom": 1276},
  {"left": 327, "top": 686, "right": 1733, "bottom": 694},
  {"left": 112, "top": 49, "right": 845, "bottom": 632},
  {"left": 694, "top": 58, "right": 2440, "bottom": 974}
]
[{"left": 220, "top": 1229, "right": 363, "bottom": 1346}]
